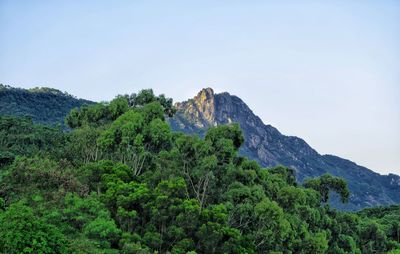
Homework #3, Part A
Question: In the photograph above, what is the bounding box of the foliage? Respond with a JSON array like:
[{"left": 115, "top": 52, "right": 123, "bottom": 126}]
[
  {"left": 0, "top": 90, "right": 399, "bottom": 253},
  {"left": 123, "top": 88, "right": 176, "bottom": 117},
  {"left": 65, "top": 89, "right": 176, "bottom": 128},
  {"left": 0, "top": 201, "right": 67, "bottom": 254},
  {"left": 0, "top": 84, "right": 92, "bottom": 126},
  {"left": 0, "top": 116, "right": 66, "bottom": 162},
  {"left": 304, "top": 173, "right": 350, "bottom": 203}
]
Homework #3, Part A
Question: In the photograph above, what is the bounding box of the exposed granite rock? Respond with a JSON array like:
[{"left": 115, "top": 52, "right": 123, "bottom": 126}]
[
  {"left": 169, "top": 88, "right": 400, "bottom": 210},
  {"left": 175, "top": 88, "right": 216, "bottom": 128}
]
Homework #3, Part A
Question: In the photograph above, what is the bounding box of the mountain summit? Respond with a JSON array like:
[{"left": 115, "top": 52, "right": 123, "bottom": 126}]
[
  {"left": 170, "top": 88, "right": 400, "bottom": 210},
  {"left": 174, "top": 88, "right": 217, "bottom": 128}
]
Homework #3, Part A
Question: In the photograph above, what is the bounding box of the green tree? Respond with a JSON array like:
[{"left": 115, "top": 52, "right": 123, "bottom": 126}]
[
  {"left": 251, "top": 198, "right": 291, "bottom": 252},
  {"left": 124, "top": 89, "right": 176, "bottom": 117},
  {"left": 205, "top": 123, "right": 244, "bottom": 150},
  {"left": 2, "top": 90, "right": 400, "bottom": 254},
  {"left": 304, "top": 174, "right": 350, "bottom": 203},
  {"left": 359, "top": 221, "right": 388, "bottom": 253},
  {"left": 0, "top": 201, "right": 67, "bottom": 254}
]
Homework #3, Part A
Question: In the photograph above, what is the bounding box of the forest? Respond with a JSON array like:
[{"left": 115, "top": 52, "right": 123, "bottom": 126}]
[
  {"left": 0, "top": 84, "right": 93, "bottom": 126},
  {"left": 0, "top": 89, "right": 399, "bottom": 254}
]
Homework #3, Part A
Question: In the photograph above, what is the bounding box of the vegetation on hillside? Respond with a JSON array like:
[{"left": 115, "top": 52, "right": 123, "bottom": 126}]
[
  {"left": 0, "top": 89, "right": 399, "bottom": 253},
  {"left": 0, "top": 84, "right": 93, "bottom": 126}
]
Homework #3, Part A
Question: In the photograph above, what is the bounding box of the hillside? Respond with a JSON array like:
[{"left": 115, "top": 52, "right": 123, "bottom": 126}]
[
  {"left": 1, "top": 90, "right": 399, "bottom": 253},
  {"left": 0, "top": 85, "right": 399, "bottom": 210},
  {"left": 0, "top": 84, "right": 93, "bottom": 126},
  {"left": 169, "top": 88, "right": 400, "bottom": 210}
]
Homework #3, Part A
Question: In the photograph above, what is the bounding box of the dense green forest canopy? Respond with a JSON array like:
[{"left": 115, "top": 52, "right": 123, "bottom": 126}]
[
  {"left": 0, "top": 84, "right": 93, "bottom": 126},
  {"left": 0, "top": 89, "right": 399, "bottom": 253},
  {"left": 2, "top": 84, "right": 399, "bottom": 211}
]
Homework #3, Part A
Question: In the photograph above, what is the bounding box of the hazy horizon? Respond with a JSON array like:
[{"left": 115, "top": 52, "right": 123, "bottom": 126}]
[{"left": 1, "top": 1, "right": 399, "bottom": 174}]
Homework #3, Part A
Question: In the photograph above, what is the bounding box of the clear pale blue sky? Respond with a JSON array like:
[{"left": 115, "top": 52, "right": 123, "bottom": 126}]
[{"left": 1, "top": 1, "right": 399, "bottom": 174}]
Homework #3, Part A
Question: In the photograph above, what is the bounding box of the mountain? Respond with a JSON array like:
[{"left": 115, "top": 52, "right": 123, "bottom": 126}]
[
  {"left": 0, "top": 84, "right": 93, "bottom": 126},
  {"left": 1, "top": 85, "right": 399, "bottom": 210},
  {"left": 3, "top": 88, "right": 400, "bottom": 254},
  {"left": 169, "top": 88, "right": 400, "bottom": 210}
]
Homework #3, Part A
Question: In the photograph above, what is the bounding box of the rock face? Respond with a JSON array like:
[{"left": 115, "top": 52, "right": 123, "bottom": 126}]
[{"left": 170, "top": 88, "right": 400, "bottom": 210}]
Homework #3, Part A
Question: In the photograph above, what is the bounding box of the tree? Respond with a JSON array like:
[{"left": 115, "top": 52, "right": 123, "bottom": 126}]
[
  {"left": 0, "top": 201, "right": 67, "bottom": 254},
  {"left": 144, "top": 118, "right": 172, "bottom": 153},
  {"left": 251, "top": 198, "right": 291, "bottom": 252},
  {"left": 304, "top": 174, "right": 350, "bottom": 203},
  {"left": 83, "top": 217, "right": 121, "bottom": 248},
  {"left": 359, "top": 221, "right": 388, "bottom": 253},
  {"left": 124, "top": 89, "right": 176, "bottom": 117},
  {"left": 2, "top": 90, "right": 400, "bottom": 254},
  {"left": 205, "top": 124, "right": 244, "bottom": 150},
  {"left": 268, "top": 166, "right": 297, "bottom": 186},
  {"left": 66, "top": 126, "right": 102, "bottom": 164},
  {"left": 109, "top": 97, "right": 129, "bottom": 120}
]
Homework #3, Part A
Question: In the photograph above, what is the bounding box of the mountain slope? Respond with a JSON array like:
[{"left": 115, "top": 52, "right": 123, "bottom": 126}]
[
  {"left": 169, "top": 88, "right": 400, "bottom": 210},
  {"left": 0, "top": 84, "right": 93, "bottom": 126},
  {"left": 1, "top": 85, "right": 398, "bottom": 210}
]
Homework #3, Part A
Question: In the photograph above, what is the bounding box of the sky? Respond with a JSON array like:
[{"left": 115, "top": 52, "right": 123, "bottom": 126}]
[{"left": 0, "top": 1, "right": 399, "bottom": 174}]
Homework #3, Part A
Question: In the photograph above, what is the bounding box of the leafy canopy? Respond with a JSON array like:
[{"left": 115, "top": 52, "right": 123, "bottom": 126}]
[{"left": 0, "top": 89, "right": 398, "bottom": 254}]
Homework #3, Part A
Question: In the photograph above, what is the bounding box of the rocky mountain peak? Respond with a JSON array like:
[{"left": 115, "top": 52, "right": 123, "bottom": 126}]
[
  {"left": 170, "top": 87, "right": 400, "bottom": 210},
  {"left": 173, "top": 87, "right": 268, "bottom": 131},
  {"left": 193, "top": 87, "right": 216, "bottom": 124},
  {"left": 195, "top": 87, "right": 215, "bottom": 101},
  {"left": 175, "top": 87, "right": 217, "bottom": 128}
]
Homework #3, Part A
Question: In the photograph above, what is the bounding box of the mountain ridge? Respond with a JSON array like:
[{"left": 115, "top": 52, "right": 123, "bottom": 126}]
[
  {"left": 169, "top": 87, "right": 400, "bottom": 210},
  {"left": 0, "top": 84, "right": 93, "bottom": 126},
  {"left": 0, "top": 85, "right": 398, "bottom": 210}
]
